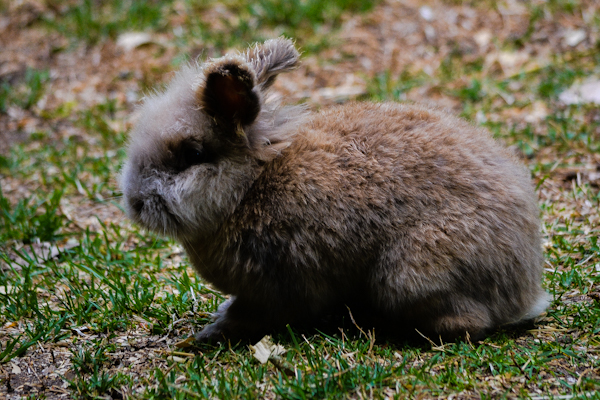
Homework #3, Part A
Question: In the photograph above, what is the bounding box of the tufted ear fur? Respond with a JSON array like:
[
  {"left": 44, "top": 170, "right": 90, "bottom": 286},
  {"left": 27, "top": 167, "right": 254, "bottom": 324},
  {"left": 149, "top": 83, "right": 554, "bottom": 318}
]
[
  {"left": 197, "top": 58, "right": 260, "bottom": 127},
  {"left": 194, "top": 39, "right": 305, "bottom": 159},
  {"left": 245, "top": 37, "right": 300, "bottom": 90}
]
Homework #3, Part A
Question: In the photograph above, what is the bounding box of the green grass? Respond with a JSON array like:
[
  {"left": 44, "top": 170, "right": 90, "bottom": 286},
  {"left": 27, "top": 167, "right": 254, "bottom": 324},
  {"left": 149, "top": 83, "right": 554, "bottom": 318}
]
[
  {"left": 197, "top": 0, "right": 379, "bottom": 52},
  {"left": 249, "top": 0, "right": 375, "bottom": 25},
  {"left": 0, "top": 68, "right": 49, "bottom": 113},
  {"left": 1, "top": 0, "right": 599, "bottom": 398},
  {"left": 42, "top": 0, "right": 379, "bottom": 52},
  {"left": 44, "top": 0, "right": 174, "bottom": 45}
]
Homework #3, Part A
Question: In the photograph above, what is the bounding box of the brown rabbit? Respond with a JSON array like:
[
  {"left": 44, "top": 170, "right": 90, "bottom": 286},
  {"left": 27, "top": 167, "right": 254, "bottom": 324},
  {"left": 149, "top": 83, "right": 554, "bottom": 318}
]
[{"left": 121, "top": 38, "right": 549, "bottom": 342}]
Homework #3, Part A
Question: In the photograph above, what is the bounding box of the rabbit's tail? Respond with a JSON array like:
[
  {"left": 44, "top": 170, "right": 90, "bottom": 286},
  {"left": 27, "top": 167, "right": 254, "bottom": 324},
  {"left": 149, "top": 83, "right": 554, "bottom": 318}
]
[{"left": 517, "top": 291, "right": 552, "bottom": 323}]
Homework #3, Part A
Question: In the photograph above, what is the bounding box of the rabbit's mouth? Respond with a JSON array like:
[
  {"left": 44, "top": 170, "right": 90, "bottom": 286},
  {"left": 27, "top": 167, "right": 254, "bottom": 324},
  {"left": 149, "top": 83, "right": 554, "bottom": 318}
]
[{"left": 127, "top": 194, "right": 182, "bottom": 235}]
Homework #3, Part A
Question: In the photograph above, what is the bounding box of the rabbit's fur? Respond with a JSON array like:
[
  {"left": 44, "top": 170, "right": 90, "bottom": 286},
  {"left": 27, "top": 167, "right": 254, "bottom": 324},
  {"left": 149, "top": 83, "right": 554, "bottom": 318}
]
[{"left": 122, "top": 38, "right": 549, "bottom": 342}]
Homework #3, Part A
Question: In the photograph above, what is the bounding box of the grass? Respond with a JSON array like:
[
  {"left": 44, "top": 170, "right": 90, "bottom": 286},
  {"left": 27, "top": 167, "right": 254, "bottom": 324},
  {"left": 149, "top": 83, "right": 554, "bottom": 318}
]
[
  {"left": 1, "top": 0, "right": 599, "bottom": 399},
  {"left": 0, "top": 68, "right": 49, "bottom": 113},
  {"left": 44, "top": 0, "right": 175, "bottom": 45},
  {"left": 40, "top": 0, "right": 379, "bottom": 53}
]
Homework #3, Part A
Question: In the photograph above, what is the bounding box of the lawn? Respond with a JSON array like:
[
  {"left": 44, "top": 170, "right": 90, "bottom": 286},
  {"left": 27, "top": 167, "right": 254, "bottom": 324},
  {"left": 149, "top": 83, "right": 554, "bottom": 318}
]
[{"left": 0, "top": 0, "right": 599, "bottom": 399}]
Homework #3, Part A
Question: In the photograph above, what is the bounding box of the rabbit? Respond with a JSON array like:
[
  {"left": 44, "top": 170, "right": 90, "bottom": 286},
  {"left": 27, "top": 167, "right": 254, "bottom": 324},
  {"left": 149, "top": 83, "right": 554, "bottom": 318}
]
[{"left": 121, "top": 37, "right": 550, "bottom": 343}]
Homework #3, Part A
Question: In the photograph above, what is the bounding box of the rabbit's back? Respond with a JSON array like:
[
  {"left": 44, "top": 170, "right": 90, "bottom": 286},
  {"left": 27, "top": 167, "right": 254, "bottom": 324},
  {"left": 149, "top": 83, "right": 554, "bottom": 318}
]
[{"left": 186, "top": 102, "right": 546, "bottom": 338}]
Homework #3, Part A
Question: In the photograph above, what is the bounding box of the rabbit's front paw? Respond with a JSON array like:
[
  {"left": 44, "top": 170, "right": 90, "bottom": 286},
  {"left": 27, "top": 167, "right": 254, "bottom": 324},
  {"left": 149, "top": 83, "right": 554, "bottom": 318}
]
[
  {"left": 194, "top": 298, "right": 234, "bottom": 343},
  {"left": 194, "top": 296, "right": 273, "bottom": 343},
  {"left": 194, "top": 320, "right": 228, "bottom": 343}
]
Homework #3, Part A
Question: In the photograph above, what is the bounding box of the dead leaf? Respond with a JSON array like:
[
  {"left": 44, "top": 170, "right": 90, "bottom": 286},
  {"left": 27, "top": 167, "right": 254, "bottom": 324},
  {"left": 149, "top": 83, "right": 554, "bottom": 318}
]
[
  {"left": 12, "top": 363, "right": 22, "bottom": 374},
  {"left": 474, "top": 30, "right": 492, "bottom": 48},
  {"left": 314, "top": 74, "right": 366, "bottom": 102},
  {"left": 559, "top": 78, "right": 600, "bottom": 105},
  {"left": 563, "top": 29, "right": 586, "bottom": 47},
  {"left": 0, "top": 285, "right": 14, "bottom": 295},
  {"left": 419, "top": 6, "right": 434, "bottom": 22},
  {"left": 116, "top": 32, "right": 155, "bottom": 52},
  {"left": 174, "top": 337, "right": 196, "bottom": 348},
  {"left": 166, "top": 356, "right": 187, "bottom": 363},
  {"left": 524, "top": 101, "right": 549, "bottom": 123},
  {"left": 4, "top": 240, "right": 79, "bottom": 271},
  {"left": 496, "top": 51, "right": 530, "bottom": 75},
  {"left": 250, "top": 336, "right": 286, "bottom": 364}
]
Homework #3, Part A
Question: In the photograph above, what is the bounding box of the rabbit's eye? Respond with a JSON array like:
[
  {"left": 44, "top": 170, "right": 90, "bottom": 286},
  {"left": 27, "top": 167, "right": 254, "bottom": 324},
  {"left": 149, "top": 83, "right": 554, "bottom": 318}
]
[
  {"left": 171, "top": 140, "right": 216, "bottom": 171},
  {"left": 182, "top": 146, "right": 208, "bottom": 167}
]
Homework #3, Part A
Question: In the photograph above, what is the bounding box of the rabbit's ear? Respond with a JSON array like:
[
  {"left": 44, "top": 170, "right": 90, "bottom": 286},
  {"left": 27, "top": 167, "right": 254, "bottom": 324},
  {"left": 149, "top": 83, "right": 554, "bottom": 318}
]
[
  {"left": 197, "top": 59, "right": 260, "bottom": 127},
  {"left": 245, "top": 37, "right": 300, "bottom": 90}
]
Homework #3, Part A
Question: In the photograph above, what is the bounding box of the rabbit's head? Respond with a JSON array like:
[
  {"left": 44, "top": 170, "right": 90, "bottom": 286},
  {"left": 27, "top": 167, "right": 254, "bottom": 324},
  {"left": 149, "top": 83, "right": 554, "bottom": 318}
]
[{"left": 121, "top": 38, "right": 303, "bottom": 240}]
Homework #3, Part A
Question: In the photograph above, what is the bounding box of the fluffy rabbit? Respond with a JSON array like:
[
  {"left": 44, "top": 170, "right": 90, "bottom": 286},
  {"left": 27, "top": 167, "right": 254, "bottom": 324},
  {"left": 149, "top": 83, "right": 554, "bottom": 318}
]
[{"left": 121, "top": 38, "right": 549, "bottom": 342}]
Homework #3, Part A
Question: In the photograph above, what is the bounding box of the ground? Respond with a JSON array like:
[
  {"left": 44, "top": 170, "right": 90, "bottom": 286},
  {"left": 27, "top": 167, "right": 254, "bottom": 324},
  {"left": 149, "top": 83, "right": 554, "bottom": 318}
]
[{"left": 0, "top": 0, "right": 599, "bottom": 399}]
